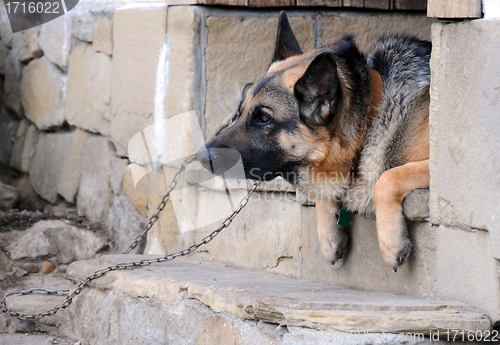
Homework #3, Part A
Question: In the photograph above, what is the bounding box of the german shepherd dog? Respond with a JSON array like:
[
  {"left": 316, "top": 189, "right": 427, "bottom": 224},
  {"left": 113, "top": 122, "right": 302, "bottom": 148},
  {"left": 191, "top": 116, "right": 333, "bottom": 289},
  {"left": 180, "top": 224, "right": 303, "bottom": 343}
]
[{"left": 198, "top": 12, "right": 431, "bottom": 272}]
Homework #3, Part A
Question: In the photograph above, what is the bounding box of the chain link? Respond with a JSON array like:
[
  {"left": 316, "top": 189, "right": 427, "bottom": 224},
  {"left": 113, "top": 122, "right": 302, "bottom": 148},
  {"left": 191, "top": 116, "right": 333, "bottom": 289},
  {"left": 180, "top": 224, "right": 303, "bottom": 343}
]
[
  {"left": 123, "top": 156, "right": 195, "bottom": 254},
  {"left": 1, "top": 105, "right": 257, "bottom": 320}
]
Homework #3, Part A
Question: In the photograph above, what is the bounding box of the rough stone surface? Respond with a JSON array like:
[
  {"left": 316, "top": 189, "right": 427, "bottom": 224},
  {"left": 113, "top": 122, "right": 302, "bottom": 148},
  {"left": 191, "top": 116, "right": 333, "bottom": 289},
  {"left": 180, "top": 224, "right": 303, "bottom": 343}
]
[
  {"left": 66, "top": 255, "right": 491, "bottom": 337},
  {"left": 153, "top": 186, "right": 437, "bottom": 297},
  {"left": 429, "top": 23, "right": 442, "bottom": 226},
  {"left": 0, "top": 180, "right": 20, "bottom": 210},
  {"left": 436, "top": 225, "right": 500, "bottom": 322},
  {"left": 430, "top": 19, "right": 500, "bottom": 232},
  {"left": 107, "top": 195, "right": 147, "bottom": 253},
  {"left": 69, "top": 1, "right": 116, "bottom": 44},
  {"left": 11, "top": 174, "right": 46, "bottom": 211},
  {"left": 144, "top": 181, "right": 178, "bottom": 256},
  {"left": 205, "top": 15, "right": 314, "bottom": 138},
  {"left": 0, "top": 107, "right": 19, "bottom": 165},
  {"left": 12, "top": 28, "right": 42, "bottom": 63},
  {"left": 164, "top": 6, "right": 202, "bottom": 123},
  {"left": 20, "top": 57, "right": 65, "bottom": 130},
  {"left": 122, "top": 164, "right": 148, "bottom": 215},
  {"left": 29, "top": 131, "right": 73, "bottom": 204},
  {"left": 0, "top": 41, "right": 9, "bottom": 74},
  {"left": 77, "top": 136, "right": 115, "bottom": 223},
  {"left": 9, "top": 119, "right": 30, "bottom": 171},
  {"left": 39, "top": 15, "right": 72, "bottom": 70},
  {"left": 8, "top": 220, "right": 108, "bottom": 264},
  {"left": 321, "top": 13, "right": 436, "bottom": 54},
  {"left": 0, "top": 6, "right": 13, "bottom": 47},
  {"left": 3, "top": 49, "right": 23, "bottom": 117},
  {"left": 57, "top": 129, "right": 92, "bottom": 203},
  {"left": 20, "top": 124, "right": 39, "bottom": 173},
  {"left": 402, "top": 188, "right": 430, "bottom": 222},
  {"left": 110, "top": 157, "right": 128, "bottom": 195},
  {"left": 110, "top": 3, "right": 167, "bottom": 156},
  {"left": 92, "top": 18, "right": 113, "bottom": 56},
  {"left": 57, "top": 286, "right": 480, "bottom": 345},
  {"left": 66, "top": 42, "right": 112, "bottom": 135}
]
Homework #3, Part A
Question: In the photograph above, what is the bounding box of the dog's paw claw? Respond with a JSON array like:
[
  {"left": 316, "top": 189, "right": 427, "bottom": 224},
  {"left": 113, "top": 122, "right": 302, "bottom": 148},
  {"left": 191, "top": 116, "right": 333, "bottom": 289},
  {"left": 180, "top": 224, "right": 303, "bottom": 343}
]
[
  {"left": 335, "top": 250, "right": 344, "bottom": 260},
  {"left": 393, "top": 267, "right": 398, "bottom": 273},
  {"left": 396, "top": 255, "right": 405, "bottom": 265}
]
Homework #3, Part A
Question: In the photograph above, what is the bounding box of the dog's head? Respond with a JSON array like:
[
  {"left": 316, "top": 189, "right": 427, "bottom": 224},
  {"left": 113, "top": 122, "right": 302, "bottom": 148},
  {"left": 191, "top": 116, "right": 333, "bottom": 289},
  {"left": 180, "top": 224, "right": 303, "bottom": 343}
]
[{"left": 198, "top": 12, "right": 371, "bottom": 184}]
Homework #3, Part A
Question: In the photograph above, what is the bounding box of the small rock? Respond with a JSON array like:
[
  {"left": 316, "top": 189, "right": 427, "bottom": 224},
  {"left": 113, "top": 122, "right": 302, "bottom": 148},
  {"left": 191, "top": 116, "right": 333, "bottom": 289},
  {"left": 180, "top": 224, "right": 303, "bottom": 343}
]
[
  {"left": 0, "top": 272, "right": 5, "bottom": 280},
  {"left": 8, "top": 220, "right": 108, "bottom": 264},
  {"left": 58, "top": 264, "right": 68, "bottom": 273},
  {"left": 0, "top": 181, "right": 20, "bottom": 211},
  {"left": 20, "top": 262, "right": 39, "bottom": 273},
  {"left": 402, "top": 189, "right": 430, "bottom": 222},
  {"left": 0, "top": 250, "right": 13, "bottom": 272},
  {"left": 42, "top": 261, "right": 56, "bottom": 274},
  {"left": 14, "top": 266, "right": 28, "bottom": 277}
]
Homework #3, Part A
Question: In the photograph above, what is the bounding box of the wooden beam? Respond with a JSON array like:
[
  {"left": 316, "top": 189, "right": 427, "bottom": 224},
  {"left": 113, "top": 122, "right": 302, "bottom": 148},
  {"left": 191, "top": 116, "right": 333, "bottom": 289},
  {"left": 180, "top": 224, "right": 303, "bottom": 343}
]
[
  {"left": 342, "top": 0, "right": 364, "bottom": 7},
  {"left": 364, "top": 0, "right": 390, "bottom": 9},
  {"left": 393, "top": 0, "right": 426, "bottom": 10},
  {"left": 297, "top": 0, "right": 341, "bottom": 6},
  {"left": 249, "top": 0, "right": 295, "bottom": 6},
  {"left": 427, "top": 0, "right": 482, "bottom": 18}
]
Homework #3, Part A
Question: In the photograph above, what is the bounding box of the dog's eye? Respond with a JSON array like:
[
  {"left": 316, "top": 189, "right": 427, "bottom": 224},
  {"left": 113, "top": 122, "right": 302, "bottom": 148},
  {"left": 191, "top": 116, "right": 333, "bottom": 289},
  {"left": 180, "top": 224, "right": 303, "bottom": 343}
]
[{"left": 259, "top": 114, "right": 270, "bottom": 123}]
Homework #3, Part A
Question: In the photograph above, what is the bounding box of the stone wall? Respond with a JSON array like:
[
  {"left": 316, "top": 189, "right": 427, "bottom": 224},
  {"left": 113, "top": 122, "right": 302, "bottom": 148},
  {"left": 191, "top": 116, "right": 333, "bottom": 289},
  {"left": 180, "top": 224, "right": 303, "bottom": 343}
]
[
  {"left": 429, "top": 19, "right": 500, "bottom": 323},
  {"left": 2, "top": 0, "right": 498, "bottom": 326}
]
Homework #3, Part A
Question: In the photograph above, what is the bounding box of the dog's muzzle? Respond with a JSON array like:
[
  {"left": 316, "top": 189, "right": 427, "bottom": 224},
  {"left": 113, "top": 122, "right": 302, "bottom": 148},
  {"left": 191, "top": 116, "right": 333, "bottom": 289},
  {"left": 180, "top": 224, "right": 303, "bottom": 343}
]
[{"left": 196, "top": 147, "right": 242, "bottom": 176}]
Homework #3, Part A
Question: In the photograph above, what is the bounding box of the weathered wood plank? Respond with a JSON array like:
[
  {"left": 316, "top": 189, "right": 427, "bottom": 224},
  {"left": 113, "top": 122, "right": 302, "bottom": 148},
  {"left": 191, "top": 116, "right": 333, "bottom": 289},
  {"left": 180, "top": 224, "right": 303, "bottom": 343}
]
[
  {"left": 364, "top": 0, "right": 390, "bottom": 9},
  {"left": 249, "top": 0, "right": 295, "bottom": 6},
  {"left": 167, "top": 0, "right": 247, "bottom": 5},
  {"left": 297, "top": 0, "right": 341, "bottom": 6},
  {"left": 393, "top": 0, "right": 426, "bottom": 10},
  {"left": 427, "top": 0, "right": 481, "bottom": 18},
  {"left": 342, "top": 0, "right": 364, "bottom": 7}
]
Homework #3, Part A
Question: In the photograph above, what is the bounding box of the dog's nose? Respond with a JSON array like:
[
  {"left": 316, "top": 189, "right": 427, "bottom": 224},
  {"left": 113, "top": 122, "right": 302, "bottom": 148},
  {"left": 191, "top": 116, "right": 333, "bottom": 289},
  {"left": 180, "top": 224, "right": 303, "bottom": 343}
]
[
  {"left": 196, "top": 148, "right": 241, "bottom": 176},
  {"left": 197, "top": 149, "right": 216, "bottom": 172}
]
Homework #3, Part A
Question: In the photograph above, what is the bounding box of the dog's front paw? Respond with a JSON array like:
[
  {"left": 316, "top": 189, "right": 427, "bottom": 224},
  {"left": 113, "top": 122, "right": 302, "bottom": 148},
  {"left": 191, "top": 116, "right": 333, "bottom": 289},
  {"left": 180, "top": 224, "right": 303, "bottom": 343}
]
[
  {"left": 318, "top": 226, "right": 348, "bottom": 265},
  {"left": 379, "top": 232, "right": 412, "bottom": 272}
]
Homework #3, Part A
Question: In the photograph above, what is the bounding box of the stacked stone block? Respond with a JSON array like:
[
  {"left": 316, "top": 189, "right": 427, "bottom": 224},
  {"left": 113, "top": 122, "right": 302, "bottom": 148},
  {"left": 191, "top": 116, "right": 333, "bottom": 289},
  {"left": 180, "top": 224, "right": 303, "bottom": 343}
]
[
  {"left": 0, "top": 1, "right": 167, "bottom": 252},
  {"left": 429, "top": 19, "right": 500, "bottom": 322}
]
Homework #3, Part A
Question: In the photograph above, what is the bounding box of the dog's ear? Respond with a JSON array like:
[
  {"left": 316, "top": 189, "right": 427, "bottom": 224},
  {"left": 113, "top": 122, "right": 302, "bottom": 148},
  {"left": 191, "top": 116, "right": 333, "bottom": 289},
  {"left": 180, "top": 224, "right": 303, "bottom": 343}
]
[
  {"left": 273, "top": 11, "right": 302, "bottom": 62},
  {"left": 294, "top": 52, "right": 338, "bottom": 126}
]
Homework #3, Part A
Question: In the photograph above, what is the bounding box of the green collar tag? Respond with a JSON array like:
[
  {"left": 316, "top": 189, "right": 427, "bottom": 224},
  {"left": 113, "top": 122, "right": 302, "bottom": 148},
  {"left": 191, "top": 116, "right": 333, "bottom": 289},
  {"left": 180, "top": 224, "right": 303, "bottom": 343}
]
[{"left": 337, "top": 208, "right": 351, "bottom": 226}]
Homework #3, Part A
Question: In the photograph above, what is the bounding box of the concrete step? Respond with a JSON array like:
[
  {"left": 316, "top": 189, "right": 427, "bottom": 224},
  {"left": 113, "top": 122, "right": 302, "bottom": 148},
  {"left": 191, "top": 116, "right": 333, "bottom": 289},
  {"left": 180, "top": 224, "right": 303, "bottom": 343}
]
[{"left": 57, "top": 254, "right": 491, "bottom": 343}]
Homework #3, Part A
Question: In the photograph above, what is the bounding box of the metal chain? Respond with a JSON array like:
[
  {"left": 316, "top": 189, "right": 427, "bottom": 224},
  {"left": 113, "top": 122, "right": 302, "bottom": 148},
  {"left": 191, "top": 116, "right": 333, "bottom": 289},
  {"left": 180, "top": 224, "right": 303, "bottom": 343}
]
[
  {"left": 1, "top": 181, "right": 259, "bottom": 320},
  {"left": 123, "top": 156, "right": 195, "bottom": 254},
  {"left": 1, "top": 100, "right": 256, "bottom": 320}
]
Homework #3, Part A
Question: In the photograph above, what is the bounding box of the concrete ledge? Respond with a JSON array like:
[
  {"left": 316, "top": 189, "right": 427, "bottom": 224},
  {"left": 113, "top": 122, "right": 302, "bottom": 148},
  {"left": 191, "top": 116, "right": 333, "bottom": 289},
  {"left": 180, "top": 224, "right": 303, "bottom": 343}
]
[{"left": 67, "top": 255, "right": 491, "bottom": 335}]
